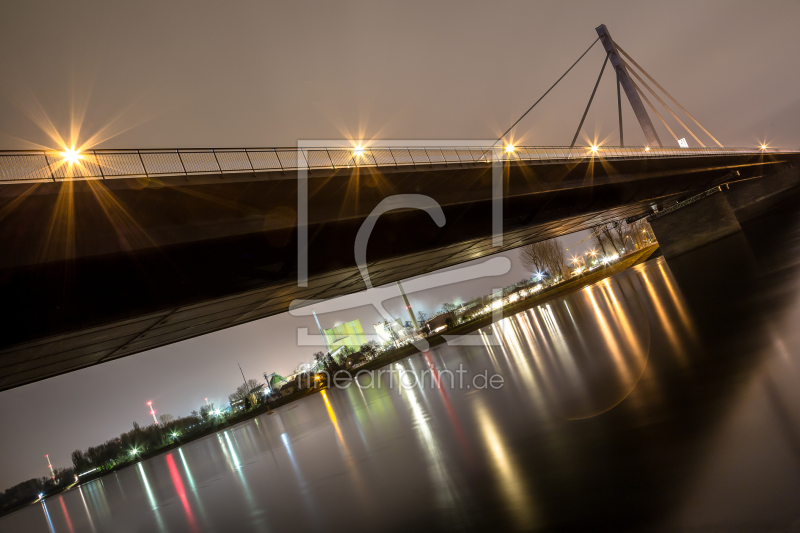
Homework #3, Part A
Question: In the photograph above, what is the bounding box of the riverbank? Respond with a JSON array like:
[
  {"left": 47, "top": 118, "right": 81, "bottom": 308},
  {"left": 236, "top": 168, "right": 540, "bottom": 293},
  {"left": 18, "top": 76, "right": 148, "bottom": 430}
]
[
  {"left": 357, "top": 244, "right": 659, "bottom": 371},
  {"left": 16, "top": 244, "right": 657, "bottom": 514}
]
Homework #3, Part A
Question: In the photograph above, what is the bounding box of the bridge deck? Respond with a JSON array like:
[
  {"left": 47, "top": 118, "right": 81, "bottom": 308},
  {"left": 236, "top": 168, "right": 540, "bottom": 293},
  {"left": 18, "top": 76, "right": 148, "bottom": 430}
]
[
  {"left": 0, "top": 147, "right": 797, "bottom": 391},
  {"left": 0, "top": 145, "right": 786, "bottom": 184}
]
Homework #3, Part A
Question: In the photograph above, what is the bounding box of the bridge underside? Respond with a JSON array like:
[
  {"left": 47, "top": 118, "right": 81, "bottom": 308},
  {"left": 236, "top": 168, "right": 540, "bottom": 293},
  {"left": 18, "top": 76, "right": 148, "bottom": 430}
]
[{"left": 0, "top": 152, "right": 795, "bottom": 390}]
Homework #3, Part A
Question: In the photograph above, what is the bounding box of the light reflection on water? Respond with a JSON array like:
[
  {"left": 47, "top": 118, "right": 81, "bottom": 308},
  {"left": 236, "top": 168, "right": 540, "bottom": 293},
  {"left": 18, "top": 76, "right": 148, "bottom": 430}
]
[{"left": 4, "top": 232, "right": 800, "bottom": 531}]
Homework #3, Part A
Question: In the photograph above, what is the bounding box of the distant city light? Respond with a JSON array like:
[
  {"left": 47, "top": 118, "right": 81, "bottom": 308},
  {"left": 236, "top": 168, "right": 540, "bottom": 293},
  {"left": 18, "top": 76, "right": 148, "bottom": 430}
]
[
  {"left": 60, "top": 147, "right": 81, "bottom": 164},
  {"left": 761, "top": 144, "right": 767, "bottom": 150},
  {"left": 590, "top": 145, "right": 598, "bottom": 153},
  {"left": 353, "top": 146, "right": 364, "bottom": 157},
  {"left": 505, "top": 145, "right": 515, "bottom": 154},
  {"left": 645, "top": 146, "right": 651, "bottom": 152}
]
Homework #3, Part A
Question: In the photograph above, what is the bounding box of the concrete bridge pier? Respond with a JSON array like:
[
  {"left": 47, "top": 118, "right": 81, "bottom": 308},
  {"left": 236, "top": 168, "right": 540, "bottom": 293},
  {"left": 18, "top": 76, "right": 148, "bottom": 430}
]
[{"left": 649, "top": 168, "right": 800, "bottom": 259}]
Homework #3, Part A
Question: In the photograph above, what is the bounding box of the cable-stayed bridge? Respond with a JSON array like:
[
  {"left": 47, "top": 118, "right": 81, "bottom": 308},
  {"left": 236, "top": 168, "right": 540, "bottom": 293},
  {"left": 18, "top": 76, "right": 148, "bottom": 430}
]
[{"left": 0, "top": 24, "right": 798, "bottom": 390}]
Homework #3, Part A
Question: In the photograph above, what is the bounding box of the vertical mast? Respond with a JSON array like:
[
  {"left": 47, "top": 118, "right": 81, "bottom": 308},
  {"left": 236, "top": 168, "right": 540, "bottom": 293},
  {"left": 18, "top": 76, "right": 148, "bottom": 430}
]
[
  {"left": 46, "top": 455, "right": 55, "bottom": 480},
  {"left": 312, "top": 310, "right": 330, "bottom": 352},
  {"left": 596, "top": 24, "right": 661, "bottom": 147},
  {"left": 396, "top": 281, "right": 420, "bottom": 331}
]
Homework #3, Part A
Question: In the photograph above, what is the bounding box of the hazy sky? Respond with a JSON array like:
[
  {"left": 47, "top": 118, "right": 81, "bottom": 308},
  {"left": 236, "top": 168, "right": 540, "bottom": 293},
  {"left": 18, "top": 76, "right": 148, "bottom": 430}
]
[{"left": 1, "top": 0, "right": 799, "bottom": 488}]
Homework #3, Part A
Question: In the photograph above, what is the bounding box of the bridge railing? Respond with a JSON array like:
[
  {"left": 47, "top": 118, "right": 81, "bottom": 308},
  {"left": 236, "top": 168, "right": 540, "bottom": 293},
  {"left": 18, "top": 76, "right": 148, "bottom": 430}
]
[{"left": 0, "top": 146, "right": 792, "bottom": 183}]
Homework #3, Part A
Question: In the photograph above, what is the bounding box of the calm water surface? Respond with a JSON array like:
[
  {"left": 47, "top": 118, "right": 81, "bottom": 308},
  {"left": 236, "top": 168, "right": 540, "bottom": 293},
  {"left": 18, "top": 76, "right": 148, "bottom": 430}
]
[{"left": 3, "top": 197, "right": 800, "bottom": 532}]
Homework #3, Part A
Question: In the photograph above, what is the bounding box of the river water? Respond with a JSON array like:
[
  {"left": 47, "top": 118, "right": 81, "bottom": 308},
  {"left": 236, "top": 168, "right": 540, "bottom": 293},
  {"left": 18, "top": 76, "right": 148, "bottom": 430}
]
[{"left": 3, "top": 193, "right": 800, "bottom": 532}]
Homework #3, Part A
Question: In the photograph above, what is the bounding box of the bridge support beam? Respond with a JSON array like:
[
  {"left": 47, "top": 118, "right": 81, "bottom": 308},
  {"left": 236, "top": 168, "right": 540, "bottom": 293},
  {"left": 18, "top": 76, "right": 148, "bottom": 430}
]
[
  {"left": 649, "top": 168, "right": 800, "bottom": 259},
  {"left": 649, "top": 189, "right": 741, "bottom": 259}
]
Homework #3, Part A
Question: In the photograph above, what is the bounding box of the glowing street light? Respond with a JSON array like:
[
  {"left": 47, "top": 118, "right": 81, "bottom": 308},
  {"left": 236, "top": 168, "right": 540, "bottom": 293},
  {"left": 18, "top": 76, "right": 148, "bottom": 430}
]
[
  {"left": 645, "top": 146, "right": 651, "bottom": 152},
  {"left": 60, "top": 147, "right": 82, "bottom": 165},
  {"left": 130, "top": 448, "right": 139, "bottom": 456},
  {"left": 505, "top": 144, "right": 515, "bottom": 154},
  {"left": 590, "top": 145, "right": 599, "bottom": 153},
  {"left": 352, "top": 146, "right": 364, "bottom": 157},
  {"left": 147, "top": 401, "right": 158, "bottom": 425},
  {"left": 760, "top": 144, "right": 767, "bottom": 150}
]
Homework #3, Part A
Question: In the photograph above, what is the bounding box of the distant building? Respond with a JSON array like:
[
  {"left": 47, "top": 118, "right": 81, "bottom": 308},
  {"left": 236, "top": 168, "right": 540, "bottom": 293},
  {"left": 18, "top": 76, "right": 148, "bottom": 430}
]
[
  {"left": 374, "top": 318, "right": 409, "bottom": 344},
  {"left": 323, "top": 319, "right": 367, "bottom": 352},
  {"left": 264, "top": 372, "right": 288, "bottom": 395}
]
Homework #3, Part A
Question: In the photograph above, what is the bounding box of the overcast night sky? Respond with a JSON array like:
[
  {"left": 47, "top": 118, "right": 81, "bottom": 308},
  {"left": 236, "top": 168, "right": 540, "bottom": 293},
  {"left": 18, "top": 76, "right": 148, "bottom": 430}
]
[{"left": 1, "top": 0, "right": 799, "bottom": 489}]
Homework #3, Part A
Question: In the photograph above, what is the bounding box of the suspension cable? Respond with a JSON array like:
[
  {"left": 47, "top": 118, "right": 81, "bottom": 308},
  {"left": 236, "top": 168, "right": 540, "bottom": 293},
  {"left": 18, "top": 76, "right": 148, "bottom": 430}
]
[
  {"left": 617, "top": 67, "right": 623, "bottom": 146},
  {"left": 571, "top": 53, "right": 609, "bottom": 147},
  {"left": 615, "top": 43, "right": 723, "bottom": 147},
  {"left": 486, "top": 37, "right": 600, "bottom": 157},
  {"left": 630, "top": 77, "right": 681, "bottom": 143},
  {"left": 621, "top": 58, "right": 705, "bottom": 147}
]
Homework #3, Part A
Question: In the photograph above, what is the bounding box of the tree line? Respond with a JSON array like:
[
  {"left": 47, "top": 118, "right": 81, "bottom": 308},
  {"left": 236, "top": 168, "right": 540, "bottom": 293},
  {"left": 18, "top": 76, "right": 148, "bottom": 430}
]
[
  {"left": 591, "top": 219, "right": 654, "bottom": 256},
  {"left": 1, "top": 377, "right": 260, "bottom": 517}
]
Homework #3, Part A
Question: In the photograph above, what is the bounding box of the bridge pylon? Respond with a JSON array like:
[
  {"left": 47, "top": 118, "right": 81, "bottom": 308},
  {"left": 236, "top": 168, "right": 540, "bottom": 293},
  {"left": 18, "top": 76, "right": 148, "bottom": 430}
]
[{"left": 596, "top": 24, "right": 662, "bottom": 148}]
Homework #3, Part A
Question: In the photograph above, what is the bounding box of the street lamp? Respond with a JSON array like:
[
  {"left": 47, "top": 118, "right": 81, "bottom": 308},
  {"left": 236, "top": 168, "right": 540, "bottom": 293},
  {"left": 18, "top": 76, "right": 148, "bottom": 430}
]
[{"left": 60, "top": 147, "right": 82, "bottom": 165}]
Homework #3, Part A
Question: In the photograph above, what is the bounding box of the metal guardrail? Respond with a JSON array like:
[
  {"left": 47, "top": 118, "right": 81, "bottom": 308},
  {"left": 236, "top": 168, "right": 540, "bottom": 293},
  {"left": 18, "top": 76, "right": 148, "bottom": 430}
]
[{"left": 0, "top": 146, "right": 793, "bottom": 183}]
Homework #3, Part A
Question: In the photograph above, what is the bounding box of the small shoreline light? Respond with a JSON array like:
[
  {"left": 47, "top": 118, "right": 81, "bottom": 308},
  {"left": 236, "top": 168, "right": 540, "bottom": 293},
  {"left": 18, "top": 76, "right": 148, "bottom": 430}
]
[{"left": 760, "top": 144, "right": 767, "bottom": 150}]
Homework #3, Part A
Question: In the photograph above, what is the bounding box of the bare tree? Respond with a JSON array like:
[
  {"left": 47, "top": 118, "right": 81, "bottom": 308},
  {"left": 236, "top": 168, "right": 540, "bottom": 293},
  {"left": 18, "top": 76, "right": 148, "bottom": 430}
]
[
  {"left": 416, "top": 310, "right": 429, "bottom": 324},
  {"left": 158, "top": 414, "right": 174, "bottom": 426},
  {"left": 627, "top": 219, "right": 655, "bottom": 248},
  {"left": 520, "top": 238, "right": 567, "bottom": 281},
  {"left": 519, "top": 241, "right": 548, "bottom": 274},
  {"left": 590, "top": 225, "right": 613, "bottom": 256},
  {"left": 440, "top": 302, "right": 458, "bottom": 314},
  {"left": 611, "top": 221, "right": 635, "bottom": 253},
  {"left": 545, "top": 238, "right": 568, "bottom": 279},
  {"left": 229, "top": 378, "right": 261, "bottom": 404},
  {"left": 599, "top": 223, "right": 624, "bottom": 253}
]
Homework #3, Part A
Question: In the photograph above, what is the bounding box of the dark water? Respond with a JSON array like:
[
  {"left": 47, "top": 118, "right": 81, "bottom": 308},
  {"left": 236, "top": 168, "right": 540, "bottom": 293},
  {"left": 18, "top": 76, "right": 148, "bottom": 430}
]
[{"left": 3, "top": 196, "right": 800, "bottom": 532}]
